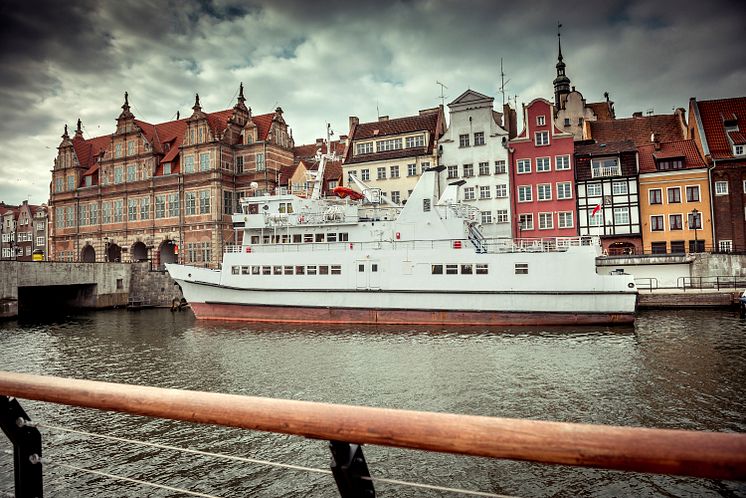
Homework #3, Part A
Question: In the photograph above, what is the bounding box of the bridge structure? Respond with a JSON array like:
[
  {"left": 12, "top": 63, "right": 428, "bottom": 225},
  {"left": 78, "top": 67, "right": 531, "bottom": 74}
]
[{"left": 0, "top": 261, "right": 131, "bottom": 318}]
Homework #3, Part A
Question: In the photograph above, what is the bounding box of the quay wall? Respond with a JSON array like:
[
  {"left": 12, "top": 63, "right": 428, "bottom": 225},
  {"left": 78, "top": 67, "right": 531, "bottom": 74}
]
[{"left": 129, "top": 262, "right": 183, "bottom": 307}]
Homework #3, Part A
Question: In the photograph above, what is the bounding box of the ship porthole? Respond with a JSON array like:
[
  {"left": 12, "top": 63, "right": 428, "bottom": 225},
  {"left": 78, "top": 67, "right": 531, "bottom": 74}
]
[{"left": 628, "top": 283, "right": 634, "bottom": 288}]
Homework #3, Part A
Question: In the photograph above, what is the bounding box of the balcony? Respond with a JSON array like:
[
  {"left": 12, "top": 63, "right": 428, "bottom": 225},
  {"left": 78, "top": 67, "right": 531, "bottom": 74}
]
[{"left": 591, "top": 158, "right": 621, "bottom": 178}]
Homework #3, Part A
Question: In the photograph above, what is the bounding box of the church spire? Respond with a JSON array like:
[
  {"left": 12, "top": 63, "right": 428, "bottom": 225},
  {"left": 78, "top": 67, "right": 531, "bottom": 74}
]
[{"left": 553, "top": 22, "right": 571, "bottom": 109}]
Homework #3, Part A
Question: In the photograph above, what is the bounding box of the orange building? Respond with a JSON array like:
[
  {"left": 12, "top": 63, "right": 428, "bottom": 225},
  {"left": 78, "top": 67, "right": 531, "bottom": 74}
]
[{"left": 638, "top": 138, "right": 711, "bottom": 254}]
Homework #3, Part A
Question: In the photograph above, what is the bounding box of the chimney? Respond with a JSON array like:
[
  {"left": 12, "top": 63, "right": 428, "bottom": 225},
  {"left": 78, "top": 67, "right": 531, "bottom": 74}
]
[
  {"left": 633, "top": 111, "right": 643, "bottom": 118},
  {"left": 339, "top": 134, "right": 348, "bottom": 145},
  {"left": 652, "top": 132, "right": 661, "bottom": 150},
  {"left": 378, "top": 115, "right": 389, "bottom": 121},
  {"left": 315, "top": 138, "right": 324, "bottom": 146},
  {"left": 349, "top": 116, "right": 359, "bottom": 129}
]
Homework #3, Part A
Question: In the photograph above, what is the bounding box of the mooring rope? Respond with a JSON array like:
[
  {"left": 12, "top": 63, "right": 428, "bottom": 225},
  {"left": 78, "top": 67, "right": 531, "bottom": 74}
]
[{"left": 33, "top": 423, "right": 518, "bottom": 497}]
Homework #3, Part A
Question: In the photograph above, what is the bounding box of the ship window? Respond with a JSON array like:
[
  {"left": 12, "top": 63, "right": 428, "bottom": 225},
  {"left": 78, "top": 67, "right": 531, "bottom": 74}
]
[
  {"left": 423, "top": 199, "right": 431, "bottom": 212},
  {"left": 476, "top": 264, "right": 488, "bottom": 275},
  {"left": 446, "top": 264, "right": 458, "bottom": 275},
  {"left": 327, "top": 233, "right": 337, "bottom": 243},
  {"left": 319, "top": 265, "right": 329, "bottom": 275},
  {"left": 251, "top": 235, "right": 260, "bottom": 244},
  {"left": 331, "top": 265, "right": 342, "bottom": 275},
  {"left": 461, "top": 264, "right": 473, "bottom": 274},
  {"left": 359, "top": 264, "right": 365, "bottom": 272},
  {"left": 248, "top": 203, "right": 259, "bottom": 214},
  {"left": 273, "top": 266, "right": 282, "bottom": 275},
  {"left": 281, "top": 234, "right": 290, "bottom": 244},
  {"left": 232, "top": 266, "right": 240, "bottom": 275},
  {"left": 304, "top": 234, "right": 313, "bottom": 243},
  {"left": 431, "top": 264, "right": 443, "bottom": 274},
  {"left": 307, "top": 265, "right": 317, "bottom": 275},
  {"left": 284, "top": 266, "right": 294, "bottom": 275},
  {"left": 262, "top": 235, "right": 270, "bottom": 244},
  {"left": 515, "top": 263, "right": 529, "bottom": 275},
  {"left": 339, "top": 232, "right": 349, "bottom": 241},
  {"left": 293, "top": 234, "right": 302, "bottom": 243},
  {"left": 262, "top": 266, "right": 272, "bottom": 275},
  {"left": 371, "top": 264, "right": 378, "bottom": 272},
  {"left": 241, "top": 266, "right": 250, "bottom": 275},
  {"left": 296, "top": 266, "right": 305, "bottom": 275},
  {"left": 315, "top": 233, "right": 324, "bottom": 242},
  {"left": 252, "top": 266, "right": 260, "bottom": 275}
]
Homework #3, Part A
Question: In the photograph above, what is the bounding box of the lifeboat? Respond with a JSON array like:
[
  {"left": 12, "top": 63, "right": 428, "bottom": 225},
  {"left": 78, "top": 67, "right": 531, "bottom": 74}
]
[{"left": 332, "top": 186, "right": 365, "bottom": 201}]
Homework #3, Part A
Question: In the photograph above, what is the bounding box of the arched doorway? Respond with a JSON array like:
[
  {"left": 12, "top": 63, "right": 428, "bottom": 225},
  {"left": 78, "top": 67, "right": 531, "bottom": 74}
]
[
  {"left": 159, "top": 240, "right": 177, "bottom": 268},
  {"left": 131, "top": 241, "right": 148, "bottom": 262},
  {"left": 80, "top": 244, "right": 96, "bottom": 263},
  {"left": 107, "top": 243, "right": 122, "bottom": 262},
  {"left": 608, "top": 242, "right": 636, "bottom": 256}
]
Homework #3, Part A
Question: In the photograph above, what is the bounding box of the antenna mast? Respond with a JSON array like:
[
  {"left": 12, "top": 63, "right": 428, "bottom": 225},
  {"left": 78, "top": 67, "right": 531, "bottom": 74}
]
[
  {"left": 498, "top": 58, "right": 511, "bottom": 107},
  {"left": 436, "top": 81, "right": 448, "bottom": 107}
]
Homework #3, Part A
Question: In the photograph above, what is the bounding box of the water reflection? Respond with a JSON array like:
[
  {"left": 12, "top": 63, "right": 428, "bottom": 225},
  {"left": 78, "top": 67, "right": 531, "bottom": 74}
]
[{"left": 1, "top": 309, "right": 745, "bottom": 497}]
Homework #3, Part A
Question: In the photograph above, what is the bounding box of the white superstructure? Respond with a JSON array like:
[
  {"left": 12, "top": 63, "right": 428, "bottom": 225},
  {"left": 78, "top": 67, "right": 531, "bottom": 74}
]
[{"left": 167, "top": 132, "right": 637, "bottom": 326}]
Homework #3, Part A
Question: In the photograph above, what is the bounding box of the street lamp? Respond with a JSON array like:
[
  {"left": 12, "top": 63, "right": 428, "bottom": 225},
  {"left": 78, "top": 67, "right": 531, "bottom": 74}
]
[{"left": 691, "top": 208, "right": 699, "bottom": 253}]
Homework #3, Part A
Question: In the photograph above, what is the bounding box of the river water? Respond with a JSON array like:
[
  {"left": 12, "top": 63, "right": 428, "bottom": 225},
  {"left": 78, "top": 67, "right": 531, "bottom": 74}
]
[{"left": 1, "top": 308, "right": 745, "bottom": 497}]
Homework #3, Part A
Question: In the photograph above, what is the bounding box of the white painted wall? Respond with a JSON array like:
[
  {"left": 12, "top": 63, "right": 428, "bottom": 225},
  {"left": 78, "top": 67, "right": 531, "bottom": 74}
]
[{"left": 439, "top": 91, "right": 511, "bottom": 238}]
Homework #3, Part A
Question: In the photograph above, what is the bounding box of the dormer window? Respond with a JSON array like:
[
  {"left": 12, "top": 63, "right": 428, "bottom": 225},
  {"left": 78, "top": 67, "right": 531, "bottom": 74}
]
[
  {"left": 734, "top": 145, "right": 744, "bottom": 156},
  {"left": 656, "top": 158, "right": 684, "bottom": 171},
  {"left": 536, "top": 115, "right": 546, "bottom": 126}
]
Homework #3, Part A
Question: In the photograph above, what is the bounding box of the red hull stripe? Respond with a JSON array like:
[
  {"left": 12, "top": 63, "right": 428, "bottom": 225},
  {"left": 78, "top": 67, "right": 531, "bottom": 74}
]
[{"left": 190, "top": 303, "right": 635, "bottom": 326}]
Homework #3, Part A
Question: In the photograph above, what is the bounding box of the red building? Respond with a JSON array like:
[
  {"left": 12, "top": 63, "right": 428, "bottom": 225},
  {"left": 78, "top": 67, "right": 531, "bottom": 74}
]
[{"left": 509, "top": 98, "right": 576, "bottom": 239}]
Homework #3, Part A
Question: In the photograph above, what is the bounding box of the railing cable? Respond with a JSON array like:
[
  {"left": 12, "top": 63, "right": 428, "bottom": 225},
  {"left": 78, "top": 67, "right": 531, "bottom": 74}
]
[
  {"left": 35, "top": 423, "right": 515, "bottom": 497},
  {"left": 46, "top": 461, "right": 225, "bottom": 498}
]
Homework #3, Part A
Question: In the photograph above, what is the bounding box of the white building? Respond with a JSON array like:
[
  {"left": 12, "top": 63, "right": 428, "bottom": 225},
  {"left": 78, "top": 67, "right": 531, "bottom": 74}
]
[{"left": 438, "top": 90, "right": 512, "bottom": 238}]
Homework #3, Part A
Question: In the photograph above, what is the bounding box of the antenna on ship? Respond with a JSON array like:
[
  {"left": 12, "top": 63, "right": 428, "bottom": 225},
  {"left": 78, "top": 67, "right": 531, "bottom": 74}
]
[
  {"left": 436, "top": 81, "right": 448, "bottom": 107},
  {"left": 310, "top": 123, "right": 335, "bottom": 201}
]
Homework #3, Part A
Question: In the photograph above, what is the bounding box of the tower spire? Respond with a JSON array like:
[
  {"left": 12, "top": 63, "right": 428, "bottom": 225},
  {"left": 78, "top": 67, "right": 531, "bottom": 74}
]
[
  {"left": 238, "top": 82, "right": 245, "bottom": 105},
  {"left": 118, "top": 91, "right": 134, "bottom": 120},
  {"left": 553, "top": 22, "right": 571, "bottom": 109}
]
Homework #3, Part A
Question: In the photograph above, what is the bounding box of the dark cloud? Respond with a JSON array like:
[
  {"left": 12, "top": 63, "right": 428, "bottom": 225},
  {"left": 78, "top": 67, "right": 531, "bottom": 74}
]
[{"left": 0, "top": 0, "right": 744, "bottom": 205}]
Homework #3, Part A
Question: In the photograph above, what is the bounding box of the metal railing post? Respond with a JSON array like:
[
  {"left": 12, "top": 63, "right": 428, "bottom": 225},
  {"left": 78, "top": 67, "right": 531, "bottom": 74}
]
[
  {"left": 0, "top": 396, "right": 43, "bottom": 498},
  {"left": 329, "top": 441, "right": 375, "bottom": 497}
]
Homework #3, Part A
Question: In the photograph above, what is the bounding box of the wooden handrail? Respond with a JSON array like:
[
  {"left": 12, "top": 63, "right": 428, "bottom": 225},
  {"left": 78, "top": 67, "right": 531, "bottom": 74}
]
[{"left": 1, "top": 371, "right": 744, "bottom": 480}]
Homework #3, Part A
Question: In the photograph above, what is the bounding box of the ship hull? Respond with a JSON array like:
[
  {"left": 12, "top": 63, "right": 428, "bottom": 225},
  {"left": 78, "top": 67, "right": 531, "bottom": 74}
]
[{"left": 190, "top": 301, "right": 634, "bottom": 326}]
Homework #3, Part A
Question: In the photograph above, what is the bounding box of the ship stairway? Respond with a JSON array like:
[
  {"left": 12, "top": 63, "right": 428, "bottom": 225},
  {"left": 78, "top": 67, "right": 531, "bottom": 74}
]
[{"left": 467, "top": 223, "right": 487, "bottom": 253}]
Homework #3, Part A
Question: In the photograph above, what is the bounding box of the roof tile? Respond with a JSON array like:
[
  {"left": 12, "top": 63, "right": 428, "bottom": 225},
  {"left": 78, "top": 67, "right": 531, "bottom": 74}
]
[
  {"left": 638, "top": 139, "right": 706, "bottom": 173},
  {"left": 588, "top": 114, "right": 684, "bottom": 147},
  {"left": 696, "top": 97, "right": 746, "bottom": 159}
]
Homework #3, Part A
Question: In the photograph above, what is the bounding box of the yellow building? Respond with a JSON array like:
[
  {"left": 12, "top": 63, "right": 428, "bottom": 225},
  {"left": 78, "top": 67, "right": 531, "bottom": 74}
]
[
  {"left": 343, "top": 108, "right": 445, "bottom": 205},
  {"left": 638, "top": 139, "right": 711, "bottom": 254}
]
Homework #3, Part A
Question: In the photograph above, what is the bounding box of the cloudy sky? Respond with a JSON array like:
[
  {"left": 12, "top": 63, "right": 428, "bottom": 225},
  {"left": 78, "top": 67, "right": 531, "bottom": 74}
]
[{"left": 0, "top": 0, "right": 744, "bottom": 205}]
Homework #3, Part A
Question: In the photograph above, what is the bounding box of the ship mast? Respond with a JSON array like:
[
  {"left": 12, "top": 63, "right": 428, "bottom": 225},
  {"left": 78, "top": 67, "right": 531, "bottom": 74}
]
[{"left": 310, "top": 123, "right": 336, "bottom": 200}]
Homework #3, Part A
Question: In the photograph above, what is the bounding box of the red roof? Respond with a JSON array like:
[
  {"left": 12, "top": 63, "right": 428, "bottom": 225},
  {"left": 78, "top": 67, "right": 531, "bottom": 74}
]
[
  {"left": 637, "top": 139, "right": 706, "bottom": 173},
  {"left": 293, "top": 140, "right": 346, "bottom": 164},
  {"left": 693, "top": 97, "right": 746, "bottom": 159},
  {"left": 587, "top": 101, "right": 615, "bottom": 121},
  {"left": 588, "top": 114, "right": 684, "bottom": 147},
  {"left": 728, "top": 130, "right": 746, "bottom": 145},
  {"left": 72, "top": 135, "right": 110, "bottom": 170}
]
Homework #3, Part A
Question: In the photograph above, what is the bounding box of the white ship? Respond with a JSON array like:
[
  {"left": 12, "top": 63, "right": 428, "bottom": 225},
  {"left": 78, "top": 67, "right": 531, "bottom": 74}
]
[{"left": 167, "top": 128, "right": 637, "bottom": 326}]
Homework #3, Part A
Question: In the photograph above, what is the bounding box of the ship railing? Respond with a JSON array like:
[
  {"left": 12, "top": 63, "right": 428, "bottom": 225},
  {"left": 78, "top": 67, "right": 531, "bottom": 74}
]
[
  {"left": 224, "top": 236, "right": 596, "bottom": 255},
  {"left": 1, "top": 371, "right": 744, "bottom": 498}
]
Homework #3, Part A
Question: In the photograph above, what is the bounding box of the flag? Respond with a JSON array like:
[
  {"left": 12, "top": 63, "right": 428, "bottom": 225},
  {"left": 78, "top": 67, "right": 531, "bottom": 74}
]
[{"left": 591, "top": 203, "right": 602, "bottom": 216}]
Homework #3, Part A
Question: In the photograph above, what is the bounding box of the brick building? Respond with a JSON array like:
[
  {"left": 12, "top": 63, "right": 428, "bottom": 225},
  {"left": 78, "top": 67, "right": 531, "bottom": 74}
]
[
  {"left": 49, "top": 85, "right": 295, "bottom": 267},
  {"left": 688, "top": 96, "right": 746, "bottom": 252}
]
